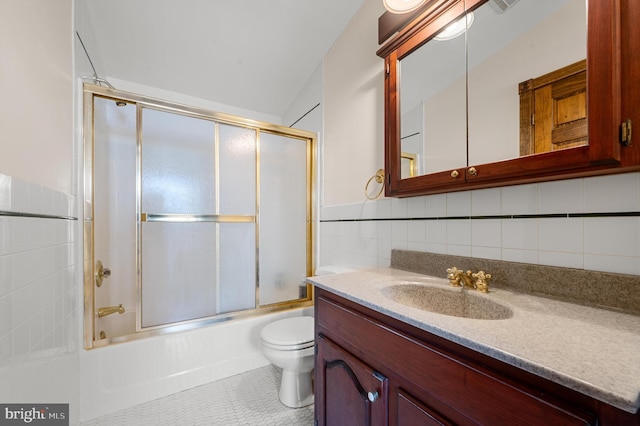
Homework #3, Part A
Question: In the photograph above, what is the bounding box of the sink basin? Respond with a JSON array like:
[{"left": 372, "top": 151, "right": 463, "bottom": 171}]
[{"left": 382, "top": 284, "right": 513, "bottom": 320}]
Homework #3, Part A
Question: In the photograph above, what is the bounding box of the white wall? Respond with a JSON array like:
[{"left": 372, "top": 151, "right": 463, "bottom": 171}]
[
  {"left": 283, "top": 63, "right": 323, "bottom": 130},
  {"left": 323, "top": 0, "right": 386, "bottom": 206},
  {"left": 0, "top": 0, "right": 80, "bottom": 424},
  {"left": 0, "top": 0, "right": 75, "bottom": 195}
]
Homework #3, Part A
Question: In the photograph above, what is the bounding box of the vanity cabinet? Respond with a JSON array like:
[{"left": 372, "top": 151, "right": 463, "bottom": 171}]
[
  {"left": 377, "top": 0, "right": 640, "bottom": 197},
  {"left": 316, "top": 334, "right": 389, "bottom": 425},
  {"left": 314, "top": 287, "right": 640, "bottom": 425}
]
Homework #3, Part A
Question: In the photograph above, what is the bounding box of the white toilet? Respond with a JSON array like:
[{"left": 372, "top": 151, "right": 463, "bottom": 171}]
[
  {"left": 260, "top": 316, "right": 315, "bottom": 408},
  {"left": 259, "top": 265, "right": 353, "bottom": 408}
]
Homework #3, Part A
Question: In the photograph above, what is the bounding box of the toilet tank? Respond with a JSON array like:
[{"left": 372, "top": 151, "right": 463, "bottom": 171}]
[{"left": 314, "top": 265, "right": 355, "bottom": 276}]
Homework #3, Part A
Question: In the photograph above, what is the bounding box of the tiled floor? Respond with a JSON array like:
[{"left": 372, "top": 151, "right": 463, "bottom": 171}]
[{"left": 81, "top": 365, "right": 314, "bottom": 426}]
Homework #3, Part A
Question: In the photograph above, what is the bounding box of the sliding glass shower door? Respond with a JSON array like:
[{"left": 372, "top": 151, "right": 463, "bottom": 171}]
[
  {"left": 84, "top": 85, "right": 315, "bottom": 347},
  {"left": 139, "top": 108, "right": 258, "bottom": 328},
  {"left": 259, "top": 132, "right": 310, "bottom": 306}
]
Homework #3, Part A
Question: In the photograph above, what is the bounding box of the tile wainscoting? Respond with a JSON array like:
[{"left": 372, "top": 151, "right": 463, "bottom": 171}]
[
  {"left": 0, "top": 173, "right": 80, "bottom": 422},
  {"left": 319, "top": 172, "right": 640, "bottom": 277}
]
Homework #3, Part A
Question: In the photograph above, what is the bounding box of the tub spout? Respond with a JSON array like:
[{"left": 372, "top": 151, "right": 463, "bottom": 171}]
[{"left": 98, "top": 304, "right": 125, "bottom": 317}]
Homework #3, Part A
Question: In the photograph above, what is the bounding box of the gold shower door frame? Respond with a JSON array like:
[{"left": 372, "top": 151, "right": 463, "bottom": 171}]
[{"left": 83, "top": 83, "right": 316, "bottom": 349}]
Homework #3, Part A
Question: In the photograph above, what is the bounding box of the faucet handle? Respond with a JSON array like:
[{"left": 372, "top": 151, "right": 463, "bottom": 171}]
[
  {"left": 447, "top": 267, "right": 463, "bottom": 286},
  {"left": 472, "top": 271, "right": 492, "bottom": 293}
]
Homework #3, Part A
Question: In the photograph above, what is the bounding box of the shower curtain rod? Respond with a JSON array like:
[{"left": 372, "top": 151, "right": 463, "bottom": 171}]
[{"left": 76, "top": 31, "right": 116, "bottom": 89}]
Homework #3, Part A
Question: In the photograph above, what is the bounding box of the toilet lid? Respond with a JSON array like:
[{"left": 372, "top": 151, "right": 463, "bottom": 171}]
[{"left": 260, "top": 316, "right": 314, "bottom": 347}]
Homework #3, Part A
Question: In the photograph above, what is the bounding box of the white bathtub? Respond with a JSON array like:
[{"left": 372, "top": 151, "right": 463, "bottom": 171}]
[{"left": 79, "top": 307, "right": 313, "bottom": 422}]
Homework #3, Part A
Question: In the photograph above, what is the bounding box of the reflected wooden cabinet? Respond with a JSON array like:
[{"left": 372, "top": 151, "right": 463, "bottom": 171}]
[
  {"left": 519, "top": 60, "right": 588, "bottom": 156},
  {"left": 377, "top": 0, "right": 640, "bottom": 197},
  {"left": 315, "top": 288, "right": 640, "bottom": 425}
]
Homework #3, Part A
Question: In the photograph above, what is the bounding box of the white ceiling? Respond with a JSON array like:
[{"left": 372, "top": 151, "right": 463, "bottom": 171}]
[{"left": 83, "top": 0, "right": 366, "bottom": 118}]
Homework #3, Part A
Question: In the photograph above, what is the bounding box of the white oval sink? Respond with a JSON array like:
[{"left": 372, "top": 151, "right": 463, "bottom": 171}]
[{"left": 382, "top": 284, "right": 513, "bottom": 320}]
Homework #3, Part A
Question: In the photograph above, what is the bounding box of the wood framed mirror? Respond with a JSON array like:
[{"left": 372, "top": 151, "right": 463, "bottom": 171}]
[{"left": 377, "top": 0, "right": 632, "bottom": 197}]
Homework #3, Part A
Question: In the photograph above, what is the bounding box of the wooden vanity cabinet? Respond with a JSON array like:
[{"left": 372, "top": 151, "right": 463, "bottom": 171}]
[{"left": 314, "top": 288, "right": 640, "bottom": 426}]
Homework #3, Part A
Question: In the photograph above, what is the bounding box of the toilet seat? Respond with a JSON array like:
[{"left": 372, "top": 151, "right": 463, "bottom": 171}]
[{"left": 260, "top": 316, "right": 314, "bottom": 351}]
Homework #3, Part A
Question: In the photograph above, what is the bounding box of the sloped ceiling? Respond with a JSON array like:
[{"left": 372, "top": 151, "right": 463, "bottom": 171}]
[{"left": 83, "top": 0, "right": 365, "bottom": 118}]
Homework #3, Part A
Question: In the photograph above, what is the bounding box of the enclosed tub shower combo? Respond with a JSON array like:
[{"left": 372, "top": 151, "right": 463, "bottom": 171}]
[{"left": 82, "top": 83, "right": 316, "bottom": 349}]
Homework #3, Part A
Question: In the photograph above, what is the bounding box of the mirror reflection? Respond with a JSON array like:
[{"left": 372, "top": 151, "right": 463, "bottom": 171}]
[
  {"left": 399, "top": 0, "right": 587, "bottom": 179},
  {"left": 400, "top": 7, "right": 467, "bottom": 177}
]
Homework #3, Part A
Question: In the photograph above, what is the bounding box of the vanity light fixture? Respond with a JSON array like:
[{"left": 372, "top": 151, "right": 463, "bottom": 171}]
[
  {"left": 383, "top": 0, "right": 427, "bottom": 14},
  {"left": 434, "top": 11, "right": 475, "bottom": 41}
]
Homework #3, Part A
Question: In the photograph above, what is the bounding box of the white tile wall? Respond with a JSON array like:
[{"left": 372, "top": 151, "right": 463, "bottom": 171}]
[
  {"left": 538, "top": 179, "right": 584, "bottom": 214},
  {"left": 318, "top": 172, "right": 640, "bottom": 276},
  {"left": 584, "top": 173, "right": 640, "bottom": 212},
  {"left": 502, "top": 183, "right": 538, "bottom": 215},
  {"left": 0, "top": 173, "right": 79, "bottom": 421}
]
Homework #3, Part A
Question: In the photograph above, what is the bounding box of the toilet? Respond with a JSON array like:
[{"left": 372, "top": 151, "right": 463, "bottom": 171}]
[
  {"left": 260, "top": 316, "right": 315, "bottom": 408},
  {"left": 259, "top": 265, "right": 353, "bottom": 408}
]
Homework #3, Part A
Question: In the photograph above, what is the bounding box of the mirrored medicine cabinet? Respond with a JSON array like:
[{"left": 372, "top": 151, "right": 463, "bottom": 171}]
[{"left": 377, "top": 0, "right": 639, "bottom": 197}]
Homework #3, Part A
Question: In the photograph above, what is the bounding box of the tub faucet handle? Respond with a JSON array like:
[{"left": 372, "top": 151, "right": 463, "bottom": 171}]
[{"left": 95, "top": 260, "right": 111, "bottom": 287}]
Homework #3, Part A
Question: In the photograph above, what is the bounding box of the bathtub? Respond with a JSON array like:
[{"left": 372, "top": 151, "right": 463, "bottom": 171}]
[{"left": 79, "top": 307, "right": 313, "bottom": 422}]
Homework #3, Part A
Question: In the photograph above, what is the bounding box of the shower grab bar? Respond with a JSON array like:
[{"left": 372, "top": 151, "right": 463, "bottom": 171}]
[{"left": 141, "top": 213, "right": 256, "bottom": 223}]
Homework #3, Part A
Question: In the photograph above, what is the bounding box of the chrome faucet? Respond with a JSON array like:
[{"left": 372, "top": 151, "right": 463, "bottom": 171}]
[
  {"left": 97, "top": 304, "right": 125, "bottom": 317},
  {"left": 446, "top": 267, "right": 491, "bottom": 293}
]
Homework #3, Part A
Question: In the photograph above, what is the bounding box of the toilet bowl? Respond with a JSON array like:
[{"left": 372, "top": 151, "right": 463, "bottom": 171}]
[
  {"left": 260, "top": 316, "right": 315, "bottom": 408},
  {"left": 259, "top": 265, "right": 354, "bottom": 408}
]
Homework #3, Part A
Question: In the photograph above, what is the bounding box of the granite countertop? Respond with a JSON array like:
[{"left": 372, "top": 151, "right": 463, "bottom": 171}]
[{"left": 308, "top": 267, "right": 640, "bottom": 414}]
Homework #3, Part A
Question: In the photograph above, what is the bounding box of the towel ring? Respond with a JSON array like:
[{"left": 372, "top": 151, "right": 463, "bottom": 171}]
[{"left": 365, "top": 169, "right": 385, "bottom": 200}]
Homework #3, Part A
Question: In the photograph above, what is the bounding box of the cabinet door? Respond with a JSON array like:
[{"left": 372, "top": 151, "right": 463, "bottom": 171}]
[
  {"left": 620, "top": 0, "right": 640, "bottom": 167},
  {"left": 316, "top": 334, "right": 389, "bottom": 426}
]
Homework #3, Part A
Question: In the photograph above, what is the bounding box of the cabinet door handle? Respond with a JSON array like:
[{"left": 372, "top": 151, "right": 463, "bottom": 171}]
[
  {"left": 468, "top": 167, "right": 478, "bottom": 176},
  {"left": 367, "top": 391, "right": 379, "bottom": 402},
  {"left": 450, "top": 170, "right": 459, "bottom": 178}
]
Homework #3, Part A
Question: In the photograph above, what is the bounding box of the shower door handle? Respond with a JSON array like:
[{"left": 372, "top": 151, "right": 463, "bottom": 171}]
[{"left": 95, "top": 260, "right": 111, "bottom": 287}]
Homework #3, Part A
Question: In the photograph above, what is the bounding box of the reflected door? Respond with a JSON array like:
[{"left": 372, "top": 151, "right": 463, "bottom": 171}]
[{"left": 519, "top": 60, "right": 587, "bottom": 155}]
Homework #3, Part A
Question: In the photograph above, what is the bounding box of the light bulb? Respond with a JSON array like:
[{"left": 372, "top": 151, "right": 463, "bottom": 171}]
[
  {"left": 383, "top": 0, "right": 427, "bottom": 14},
  {"left": 434, "top": 11, "right": 474, "bottom": 41}
]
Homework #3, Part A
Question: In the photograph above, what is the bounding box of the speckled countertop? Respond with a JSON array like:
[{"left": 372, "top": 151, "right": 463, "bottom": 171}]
[{"left": 308, "top": 268, "right": 640, "bottom": 414}]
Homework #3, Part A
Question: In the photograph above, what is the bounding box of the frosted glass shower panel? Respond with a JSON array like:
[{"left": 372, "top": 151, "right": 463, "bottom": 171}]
[
  {"left": 259, "top": 133, "right": 309, "bottom": 305},
  {"left": 141, "top": 222, "right": 218, "bottom": 328},
  {"left": 218, "top": 223, "right": 257, "bottom": 313},
  {"left": 218, "top": 124, "right": 256, "bottom": 215},
  {"left": 93, "top": 98, "right": 138, "bottom": 313},
  {"left": 141, "top": 108, "right": 215, "bottom": 214}
]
